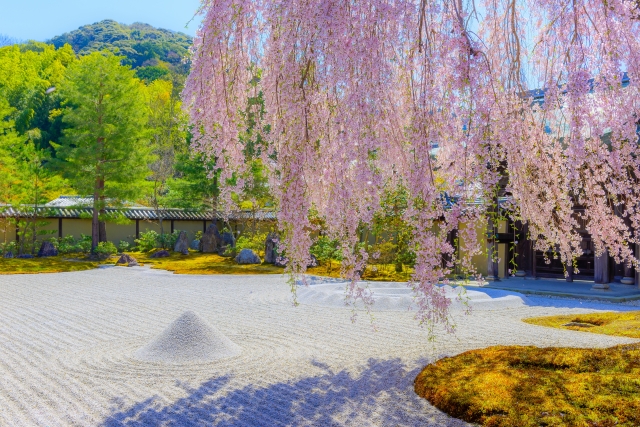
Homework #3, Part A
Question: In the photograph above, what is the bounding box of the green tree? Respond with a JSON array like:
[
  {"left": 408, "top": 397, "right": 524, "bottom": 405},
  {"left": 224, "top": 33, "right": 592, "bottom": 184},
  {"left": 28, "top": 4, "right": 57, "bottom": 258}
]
[
  {"left": 143, "top": 77, "right": 187, "bottom": 243},
  {"left": 168, "top": 148, "right": 220, "bottom": 215},
  {"left": 0, "top": 42, "right": 75, "bottom": 152},
  {"left": 0, "top": 99, "right": 66, "bottom": 254},
  {"left": 54, "top": 52, "right": 151, "bottom": 252},
  {"left": 12, "top": 139, "right": 65, "bottom": 255},
  {"left": 0, "top": 99, "right": 20, "bottom": 205},
  {"left": 0, "top": 99, "right": 21, "bottom": 247},
  {"left": 50, "top": 20, "right": 191, "bottom": 76}
]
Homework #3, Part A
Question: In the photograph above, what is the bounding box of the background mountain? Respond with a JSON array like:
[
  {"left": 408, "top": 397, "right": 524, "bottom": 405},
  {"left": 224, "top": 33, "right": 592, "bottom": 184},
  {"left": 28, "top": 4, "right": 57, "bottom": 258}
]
[{"left": 49, "top": 20, "right": 193, "bottom": 81}]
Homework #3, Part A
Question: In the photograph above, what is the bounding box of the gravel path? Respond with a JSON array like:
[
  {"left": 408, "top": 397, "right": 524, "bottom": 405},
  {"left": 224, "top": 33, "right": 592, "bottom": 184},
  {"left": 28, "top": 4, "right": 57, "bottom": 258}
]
[{"left": 0, "top": 266, "right": 637, "bottom": 427}]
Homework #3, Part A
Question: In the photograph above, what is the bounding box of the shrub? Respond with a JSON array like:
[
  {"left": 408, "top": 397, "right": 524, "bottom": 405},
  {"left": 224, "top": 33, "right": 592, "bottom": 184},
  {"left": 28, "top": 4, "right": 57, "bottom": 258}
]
[
  {"left": 369, "top": 241, "right": 397, "bottom": 265},
  {"left": 117, "top": 240, "right": 130, "bottom": 253},
  {"left": 158, "top": 230, "right": 181, "bottom": 249},
  {"left": 51, "top": 236, "right": 76, "bottom": 254},
  {"left": 135, "top": 230, "right": 159, "bottom": 252},
  {"left": 49, "top": 235, "right": 93, "bottom": 254},
  {"left": 94, "top": 241, "right": 117, "bottom": 256},
  {"left": 77, "top": 234, "right": 93, "bottom": 253},
  {"left": 0, "top": 241, "right": 17, "bottom": 256},
  {"left": 396, "top": 246, "right": 416, "bottom": 268},
  {"left": 310, "top": 236, "right": 343, "bottom": 264},
  {"left": 235, "top": 232, "right": 267, "bottom": 256}
]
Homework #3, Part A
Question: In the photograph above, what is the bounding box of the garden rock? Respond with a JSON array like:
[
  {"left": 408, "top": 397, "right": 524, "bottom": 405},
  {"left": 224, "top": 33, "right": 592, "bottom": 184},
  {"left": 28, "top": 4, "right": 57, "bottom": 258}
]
[
  {"left": 221, "top": 232, "right": 235, "bottom": 247},
  {"left": 174, "top": 231, "right": 190, "bottom": 255},
  {"left": 151, "top": 250, "right": 171, "bottom": 258},
  {"left": 37, "top": 241, "right": 58, "bottom": 257},
  {"left": 190, "top": 239, "right": 201, "bottom": 251},
  {"left": 201, "top": 224, "right": 223, "bottom": 253},
  {"left": 235, "top": 249, "right": 261, "bottom": 264},
  {"left": 116, "top": 254, "right": 138, "bottom": 266},
  {"left": 264, "top": 232, "right": 278, "bottom": 264},
  {"left": 3, "top": 251, "right": 13, "bottom": 259},
  {"left": 17, "top": 254, "right": 34, "bottom": 259},
  {"left": 308, "top": 254, "right": 318, "bottom": 267}
]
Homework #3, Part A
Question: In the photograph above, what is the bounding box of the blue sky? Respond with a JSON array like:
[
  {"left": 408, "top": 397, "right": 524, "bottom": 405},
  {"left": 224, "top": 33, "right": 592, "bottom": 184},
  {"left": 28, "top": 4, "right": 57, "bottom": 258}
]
[{"left": 0, "top": 0, "right": 203, "bottom": 41}]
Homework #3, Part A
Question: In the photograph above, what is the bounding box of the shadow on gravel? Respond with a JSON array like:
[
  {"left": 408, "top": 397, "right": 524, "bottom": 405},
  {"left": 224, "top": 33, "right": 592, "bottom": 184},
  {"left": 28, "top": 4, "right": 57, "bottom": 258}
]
[
  {"left": 102, "top": 358, "right": 462, "bottom": 427},
  {"left": 523, "top": 296, "right": 640, "bottom": 311}
]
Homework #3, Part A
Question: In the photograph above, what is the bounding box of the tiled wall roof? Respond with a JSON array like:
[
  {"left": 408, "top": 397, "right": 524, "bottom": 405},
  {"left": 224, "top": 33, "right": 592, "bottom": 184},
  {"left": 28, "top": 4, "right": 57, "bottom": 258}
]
[{"left": 0, "top": 206, "right": 277, "bottom": 221}]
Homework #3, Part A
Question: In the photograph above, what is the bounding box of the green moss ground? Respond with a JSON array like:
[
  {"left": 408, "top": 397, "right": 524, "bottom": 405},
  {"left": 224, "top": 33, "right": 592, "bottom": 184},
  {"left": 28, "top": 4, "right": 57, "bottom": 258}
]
[
  {"left": 0, "top": 256, "right": 98, "bottom": 274},
  {"left": 122, "top": 250, "right": 414, "bottom": 281},
  {"left": 415, "top": 344, "right": 640, "bottom": 427},
  {"left": 524, "top": 311, "right": 640, "bottom": 339}
]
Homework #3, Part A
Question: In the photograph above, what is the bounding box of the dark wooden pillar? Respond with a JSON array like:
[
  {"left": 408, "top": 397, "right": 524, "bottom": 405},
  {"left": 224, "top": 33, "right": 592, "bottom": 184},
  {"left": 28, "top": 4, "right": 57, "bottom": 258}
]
[
  {"left": 58, "top": 218, "right": 63, "bottom": 238},
  {"left": 135, "top": 219, "right": 140, "bottom": 239},
  {"left": 593, "top": 248, "right": 610, "bottom": 286},
  {"left": 531, "top": 241, "right": 537, "bottom": 279},
  {"left": 203, "top": 220, "right": 207, "bottom": 233},
  {"left": 170, "top": 220, "right": 174, "bottom": 234},
  {"left": 623, "top": 262, "right": 634, "bottom": 280},
  {"left": 451, "top": 229, "right": 459, "bottom": 275},
  {"left": 636, "top": 243, "right": 640, "bottom": 289},
  {"left": 15, "top": 224, "right": 19, "bottom": 243},
  {"left": 486, "top": 221, "right": 499, "bottom": 281}
]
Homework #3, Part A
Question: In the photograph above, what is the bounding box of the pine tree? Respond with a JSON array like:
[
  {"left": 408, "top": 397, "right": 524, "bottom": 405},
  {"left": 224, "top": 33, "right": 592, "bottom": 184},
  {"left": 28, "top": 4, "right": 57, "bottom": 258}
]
[{"left": 54, "top": 52, "right": 151, "bottom": 252}]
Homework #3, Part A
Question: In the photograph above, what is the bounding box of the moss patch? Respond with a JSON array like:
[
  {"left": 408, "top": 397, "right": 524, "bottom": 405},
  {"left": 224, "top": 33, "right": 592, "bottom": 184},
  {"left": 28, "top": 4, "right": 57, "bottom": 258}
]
[
  {"left": 127, "top": 251, "right": 288, "bottom": 275},
  {"left": 0, "top": 256, "right": 98, "bottom": 274},
  {"left": 415, "top": 344, "right": 640, "bottom": 427},
  {"left": 125, "top": 250, "right": 414, "bottom": 280},
  {"left": 523, "top": 311, "right": 640, "bottom": 339}
]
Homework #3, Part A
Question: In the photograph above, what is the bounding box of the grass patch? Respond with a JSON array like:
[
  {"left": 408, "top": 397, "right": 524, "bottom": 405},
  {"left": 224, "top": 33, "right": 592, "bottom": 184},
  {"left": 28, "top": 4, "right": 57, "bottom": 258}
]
[
  {"left": 0, "top": 256, "right": 98, "bottom": 274},
  {"left": 415, "top": 344, "right": 640, "bottom": 427},
  {"left": 523, "top": 311, "right": 640, "bottom": 339},
  {"left": 124, "top": 250, "right": 415, "bottom": 280}
]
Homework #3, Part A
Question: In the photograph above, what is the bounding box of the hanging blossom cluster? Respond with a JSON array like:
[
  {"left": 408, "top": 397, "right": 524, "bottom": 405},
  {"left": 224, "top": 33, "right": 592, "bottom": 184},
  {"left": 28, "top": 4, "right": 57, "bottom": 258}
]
[{"left": 183, "top": 0, "right": 640, "bottom": 329}]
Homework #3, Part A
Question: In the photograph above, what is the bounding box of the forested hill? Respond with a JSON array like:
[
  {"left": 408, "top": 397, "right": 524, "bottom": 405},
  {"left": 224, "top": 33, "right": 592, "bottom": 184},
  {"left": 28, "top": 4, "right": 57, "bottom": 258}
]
[{"left": 49, "top": 20, "right": 192, "bottom": 80}]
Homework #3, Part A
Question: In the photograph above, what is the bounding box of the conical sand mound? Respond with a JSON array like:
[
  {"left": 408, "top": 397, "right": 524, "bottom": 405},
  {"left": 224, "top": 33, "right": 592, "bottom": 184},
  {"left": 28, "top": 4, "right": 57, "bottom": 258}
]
[{"left": 134, "top": 311, "right": 240, "bottom": 363}]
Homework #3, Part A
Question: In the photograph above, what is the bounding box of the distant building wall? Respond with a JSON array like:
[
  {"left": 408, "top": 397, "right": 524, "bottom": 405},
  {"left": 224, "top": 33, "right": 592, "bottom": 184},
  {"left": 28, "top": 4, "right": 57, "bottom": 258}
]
[
  {"left": 138, "top": 220, "right": 163, "bottom": 237},
  {"left": 173, "top": 221, "right": 202, "bottom": 242},
  {"left": 0, "top": 218, "right": 14, "bottom": 244},
  {"left": 105, "top": 221, "right": 136, "bottom": 245},
  {"left": 61, "top": 219, "right": 93, "bottom": 239}
]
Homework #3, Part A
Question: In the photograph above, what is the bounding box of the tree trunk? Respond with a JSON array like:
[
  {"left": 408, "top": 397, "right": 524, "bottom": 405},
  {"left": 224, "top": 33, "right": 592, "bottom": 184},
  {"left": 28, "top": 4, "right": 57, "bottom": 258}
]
[
  {"left": 99, "top": 220, "right": 107, "bottom": 243},
  {"left": 92, "top": 177, "right": 105, "bottom": 252},
  {"left": 99, "top": 190, "right": 107, "bottom": 242},
  {"left": 31, "top": 171, "right": 40, "bottom": 255},
  {"left": 91, "top": 193, "right": 100, "bottom": 252}
]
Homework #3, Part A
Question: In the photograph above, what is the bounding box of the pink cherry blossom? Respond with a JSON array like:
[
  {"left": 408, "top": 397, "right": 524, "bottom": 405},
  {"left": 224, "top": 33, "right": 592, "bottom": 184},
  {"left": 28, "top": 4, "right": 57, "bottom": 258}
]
[{"left": 183, "top": 0, "right": 640, "bottom": 331}]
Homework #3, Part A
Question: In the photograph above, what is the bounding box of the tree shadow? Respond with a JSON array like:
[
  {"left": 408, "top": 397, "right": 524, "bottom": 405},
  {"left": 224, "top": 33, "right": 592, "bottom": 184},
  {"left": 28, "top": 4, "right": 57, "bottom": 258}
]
[{"left": 102, "top": 358, "right": 466, "bottom": 427}]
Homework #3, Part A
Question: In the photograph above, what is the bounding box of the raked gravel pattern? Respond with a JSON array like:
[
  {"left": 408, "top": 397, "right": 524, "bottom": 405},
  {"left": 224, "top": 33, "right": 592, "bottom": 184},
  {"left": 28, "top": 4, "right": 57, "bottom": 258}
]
[{"left": 0, "top": 266, "right": 637, "bottom": 427}]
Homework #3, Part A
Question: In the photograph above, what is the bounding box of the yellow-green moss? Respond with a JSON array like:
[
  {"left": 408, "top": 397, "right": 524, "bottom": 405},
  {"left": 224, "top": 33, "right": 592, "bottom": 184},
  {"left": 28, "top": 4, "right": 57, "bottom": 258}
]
[
  {"left": 523, "top": 311, "right": 640, "bottom": 339},
  {"left": 128, "top": 251, "right": 287, "bottom": 275},
  {"left": 415, "top": 344, "right": 640, "bottom": 427},
  {"left": 125, "top": 250, "right": 414, "bottom": 280},
  {"left": 0, "top": 256, "right": 98, "bottom": 274}
]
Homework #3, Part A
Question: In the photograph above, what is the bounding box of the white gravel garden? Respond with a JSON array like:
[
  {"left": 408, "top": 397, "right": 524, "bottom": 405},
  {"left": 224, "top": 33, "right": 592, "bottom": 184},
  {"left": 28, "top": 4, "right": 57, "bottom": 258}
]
[{"left": 0, "top": 266, "right": 636, "bottom": 426}]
